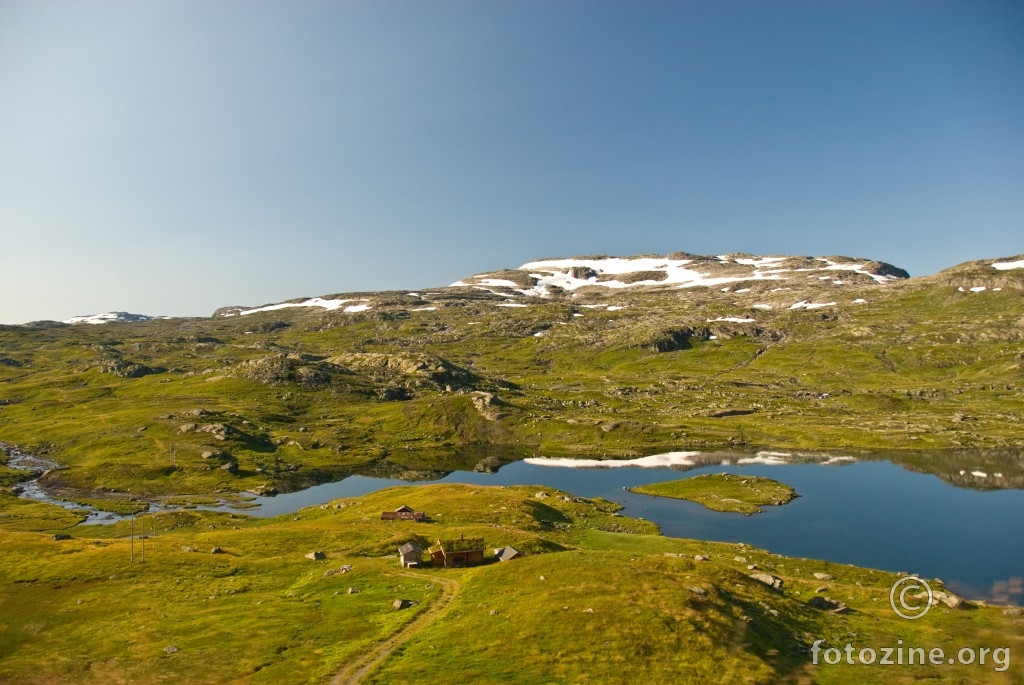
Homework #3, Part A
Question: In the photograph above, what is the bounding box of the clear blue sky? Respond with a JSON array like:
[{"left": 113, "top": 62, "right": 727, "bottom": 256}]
[{"left": 1, "top": 0, "right": 1021, "bottom": 323}]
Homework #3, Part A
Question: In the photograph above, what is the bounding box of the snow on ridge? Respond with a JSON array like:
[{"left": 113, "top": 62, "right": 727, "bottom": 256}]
[
  {"left": 992, "top": 259, "right": 1024, "bottom": 271},
  {"left": 63, "top": 312, "right": 153, "bottom": 325},
  {"left": 237, "top": 297, "right": 369, "bottom": 316},
  {"left": 708, "top": 317, "right": 756, "bottom": 323}
]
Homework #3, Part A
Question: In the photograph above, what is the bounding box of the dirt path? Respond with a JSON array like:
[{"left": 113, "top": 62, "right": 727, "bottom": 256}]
[{"left": 329, "top": 570, "right": 460, "bottom": 685}]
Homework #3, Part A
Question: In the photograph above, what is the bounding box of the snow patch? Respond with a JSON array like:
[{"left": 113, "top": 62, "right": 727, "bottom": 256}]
[
  {"left": 708, "top": 317, "right": 756, "bottom": 323},
  {"left": 969, "top": 286, "right": 986, "bottom": 292},
  {"left": 992, "top": 259, "right": 1024, "bottom": 271},
  {"left": 238, "top": 297, "right": 366, "bottom": 316},
  {"left": 524, "top": 451, "right": 701, "bottom": 469}
]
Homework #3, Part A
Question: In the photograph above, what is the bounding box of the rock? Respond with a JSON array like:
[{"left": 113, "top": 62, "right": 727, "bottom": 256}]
[
  {"left": 808, "top": 596, "right": 849, "bottom": 613},
  {"left": 347, "top": 587, "right": 359, "bottom": 595},
  {"left": 1003, "top": 607, "right": 1023, "bottom": 617},
  {"left": 179, "top": 423, "right": 197, "bottom": 433},
  {"left": 210, "top": 547, "right": 225, "bottom": 554},
  {"left": 164, "top": 645, "right": 179, "bottom": 654},
  {"left": 187, "top": 409, "right": 208, "bottom": 417},
  {"left": 694, "top": 555, "right": 708, "bottom": 562},
  {"left": 305, "top": 551, "right": 327, "bottom": 560},
  {"left": 813, "top": 572, "right": 834, "bottom": 581},
  {"left": 687, "top": 586, "right": 708, "bottom": 596},
  {"left": 814, "top": 586, "right": 828, "bottom": 594},
  {"left": 324, "top": 568, "right": 341, "bottom": 577},
  {"left": 734, "top": 556, "right": 748, "bottom": 563},
  {"left": 489, "top": 609, "right": 498, "bottom": 616},
  {"left": 749, "top": 572, "right": 784, "bottom": 592},
  {"left": 392, "top": 599, "right": 413, "bottom": 610},
  {"left": 51, "top": 533, "right": 71, "bottom": 541},
  {"left": 933, "top": 591, "right": 966, "bottom": 609},
  {"left": 220, "top": 461, "right": 238, "bottom": 474},
  {"left": 181, "top": 546, "right": 196, "bottom": 553}
]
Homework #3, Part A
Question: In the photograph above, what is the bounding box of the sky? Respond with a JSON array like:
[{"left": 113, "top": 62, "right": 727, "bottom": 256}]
[{"left": 1, "top": 1, "right": 1021, "bottom": 324}]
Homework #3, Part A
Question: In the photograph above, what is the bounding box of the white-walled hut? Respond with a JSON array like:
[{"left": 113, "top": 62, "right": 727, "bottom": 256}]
[{"left": 397, "top": 542, "right": 422, "bottom": 568}]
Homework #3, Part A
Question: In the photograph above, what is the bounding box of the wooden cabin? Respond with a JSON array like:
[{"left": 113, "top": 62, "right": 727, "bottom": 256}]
[
  {"left": 428, "top": 536, "right": 485, "bottom": 568},
  {"left": 380, "top": 505, "right": 426, "bottom": 522},
  {"left": 397, "top": 542, "right": 422, "bottom": 568}
]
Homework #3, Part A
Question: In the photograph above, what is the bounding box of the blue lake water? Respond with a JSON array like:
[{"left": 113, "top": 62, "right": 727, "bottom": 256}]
[{"left": 240, "top": 459, "right": 1024, "bottom": 605}]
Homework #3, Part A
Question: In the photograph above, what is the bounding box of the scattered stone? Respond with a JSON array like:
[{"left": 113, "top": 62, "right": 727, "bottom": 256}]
[
  {"left": 734, "top": 556, "right": 748, "bottom": 563},
  {"left": 813, "top": 572, "right": 834, "bottom": 581},
  {"left": 694, "top": 555, "right": 709, "bottom": 562},
  {"left": 210, "top": 547, "right": 224, "bottom": 554},
  {"left": 164, "top": 645, "right": 179, "bottom": 654},
  {"left": 179, "top": 423, "right": 197, "bottom": 433},
  {"left": 583, "top": 608, "right": 594, "bottom": 613},
  {"left": 687, "top": 586, "right": 708, "bottom": 596},
  {"left": 220, "top": 461, "right": 238, "bottom": 474},
  {"left": 51, "top": 533, "right": 71, "bottom": 541},
  {"left": 181, "top": 546, "right": 196, "bottom": 553},
  {"left": 749, "top": 572, "right": 784, "bottom": 592},
  {"left": 808, "top": 596, "right": 849, "bottom": 613},
  {"left": 347, "top": 587, "right": 359, "bottom": 595},
  {"left": 489, "top": 609, "right": 498, "bottom": 616},
  {"left": 324, "top": 568, "right": 341, "bottom": 577},
  {"left": 392, "top": 599, "right": 413, "bottom": 610},
  {"left": 933, "top": 591, "right": 966, "bottom": 610},
  {"left": 814, "top": 586, "right": 828, "bottom": 594},
  {"left": 305, "top": 551, "right": 327, "bottom": 560},
  {"left": 748, "top": 564, "right": 759, "bottom": 570}
]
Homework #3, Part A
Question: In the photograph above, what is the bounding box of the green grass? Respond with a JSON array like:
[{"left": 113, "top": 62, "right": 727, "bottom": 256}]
[
  {"left": 0, "top": 484, "right": 1020, "bottom": 684},
  {"left": 630, "top": 473, "right": 798, "bottom": 514}
]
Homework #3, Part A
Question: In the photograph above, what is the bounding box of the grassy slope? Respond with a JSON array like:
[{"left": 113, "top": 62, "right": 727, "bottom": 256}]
[
  {"left": 0, "top": 485, "right": 1019, "bottom": 684},
  {"left": 630, "top": 473, "right": 798, "bottom": 514},
  {"left": 1, "top": 262, "right": 1022, "bottom": 504}
]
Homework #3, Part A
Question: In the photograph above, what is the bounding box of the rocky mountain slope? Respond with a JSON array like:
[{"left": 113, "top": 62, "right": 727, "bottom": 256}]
[{"left": 1, "top": 251, "right": 1022, "bottom": 505}]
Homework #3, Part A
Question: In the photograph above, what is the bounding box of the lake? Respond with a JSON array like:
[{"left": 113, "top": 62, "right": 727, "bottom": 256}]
[{"left": 237, "top": 455, "right": 1024, "bottom": 606}]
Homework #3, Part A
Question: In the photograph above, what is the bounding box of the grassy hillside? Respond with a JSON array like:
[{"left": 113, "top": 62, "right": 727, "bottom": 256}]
[
  {"left": 2, "top": 256, "right": 1023, "bottom": 507},
  {"left": 0, "top": 484, "right": 1019, "bottom": 684}
]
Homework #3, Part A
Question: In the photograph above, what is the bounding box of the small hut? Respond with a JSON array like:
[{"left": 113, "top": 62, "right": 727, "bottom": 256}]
[
  {"left": 381, "top": 505, "right": 426, "bottom": 521},
  {"left": 397, "top": 542, "right": 422, "bottom": 568},
  {"left": 495, "top": 546, "right": 521, "bottom": 562},
  {"left": 428, "top": 536, "right": 485, "bottom": 568}
]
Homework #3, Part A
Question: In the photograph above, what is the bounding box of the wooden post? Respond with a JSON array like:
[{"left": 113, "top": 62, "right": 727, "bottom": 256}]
[
  {"left": 130, "top": 514, "right": 134, "bottom": 563},
  {"left": 140, "top": 513, "right": 145, "bottom": 563}
]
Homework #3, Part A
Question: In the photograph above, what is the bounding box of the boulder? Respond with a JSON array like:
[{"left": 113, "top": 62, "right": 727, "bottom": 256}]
[
  {"left": 210, "top": 547, "right": 225, "bottom": 554},
  {"left": 813, "top": 572, "right": 834, "bottom": 581},
  {"left": 808, "top": 596, "right": 849, "bottom": 613},
  {"left": 392, "top": 599, "right": 413, "bottom": 610},
  {"left": 749, "top": 572, "right": 784, "bottom": 592},
  {"left": 305, "top": 551, "right": 327, "bottom": 560}
]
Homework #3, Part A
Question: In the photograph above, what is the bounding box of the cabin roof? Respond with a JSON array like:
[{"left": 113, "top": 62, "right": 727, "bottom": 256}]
[
  {"left": 434, "top": 537, "right": 485, "bottom": 553},
  {"left": 397, "top": 542, "right": 421, "bottom": 555},
  {"left": 497, "top": 546, "right": 521, "bottom": 561}
]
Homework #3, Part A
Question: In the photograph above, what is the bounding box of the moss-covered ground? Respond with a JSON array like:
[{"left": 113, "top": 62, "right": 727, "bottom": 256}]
[
  {"left": 630, "top": 473, "right": 798, "bottom": 514},
  {"left": 0, "top": 484, "right": 1019, "bottom": 684}
]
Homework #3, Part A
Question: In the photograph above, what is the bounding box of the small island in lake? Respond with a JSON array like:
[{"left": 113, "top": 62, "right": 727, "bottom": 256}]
[{"left": 629, "top": 473, "right": 798, "bottom": 515}]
